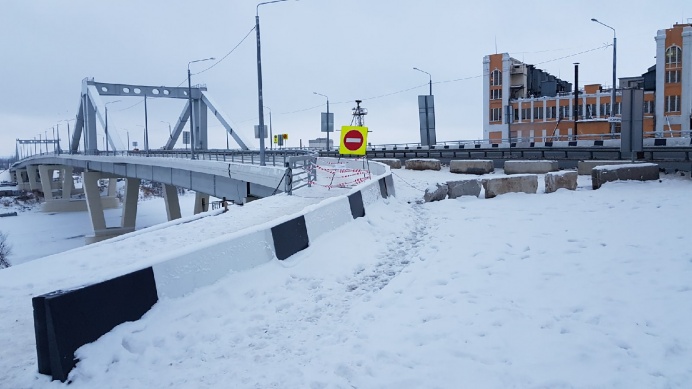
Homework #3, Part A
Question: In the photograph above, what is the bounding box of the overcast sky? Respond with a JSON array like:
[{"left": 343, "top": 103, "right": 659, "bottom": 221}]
[{"left": 1, "top": 0, "right": 691, "bottom": 156}]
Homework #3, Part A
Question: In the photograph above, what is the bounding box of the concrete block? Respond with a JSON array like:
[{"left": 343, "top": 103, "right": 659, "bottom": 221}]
[
  {"left": 591, "top": 163, "right": 660, "bottom": 190},
  {"left": 482, "top": 175, "right": 538, "bottom": 199},
  {"left": 372, "top": 158, "right": 402, "bottom": 169},
  {"left": 447, "top": 179, "right": 481, "bottom": 199},
  {"left": 405, "top": 158, "right": 441, "bottom": 171},
  {"left": 449, "top": 160, "right": 494, "bottom": 175},
  {"left": 424, "top": 183, "right": 448, "bottom": 202},
  {"left": 577, "top": 160, "right": 625, "bottom": 175},
  {"left": 545, "top": 171, "right": 578, "bottom": 193},
  {"left": 504, "top": 160, "right": 558, "bottom": 174}
]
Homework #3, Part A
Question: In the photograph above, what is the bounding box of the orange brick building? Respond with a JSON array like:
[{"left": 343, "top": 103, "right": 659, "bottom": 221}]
[{"left": 483, "top": 23, "right": 692, "bottom": 143}]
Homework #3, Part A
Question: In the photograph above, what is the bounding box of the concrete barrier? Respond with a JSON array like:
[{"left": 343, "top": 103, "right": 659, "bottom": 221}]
[
  {"left": 504, "top": 160, "right": 558, "bottom": 174},
  {"left": 591, "top": 163, "right": 660, "bottom": 190},
  {"left": 424, "top": 183, "right": 448, "bottom": 202},
  {"left": 577, "top": 160, "right": 625, "bottom": 175},
  {"left": 449, "top": 160, "right": 494, "bottom": 175},
  {"left": 545, "top": 171, "right": 578, "bottom": 193},
  {"left": 482, "top": 175, "right": 538, "bottom": 199},
  {"left": 447, "top": 179, "right": 482, "bottom": 199},
  {"left": 372, "top": 158, "right": 402, "bottom": 169},
  {"left": 405, "top": 158, "right": 441, "bottom": 171}
]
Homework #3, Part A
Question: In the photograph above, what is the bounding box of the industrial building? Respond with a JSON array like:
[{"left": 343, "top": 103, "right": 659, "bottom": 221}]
[{"left": 483, "top": 22, "right": 692, "bottom": 143}]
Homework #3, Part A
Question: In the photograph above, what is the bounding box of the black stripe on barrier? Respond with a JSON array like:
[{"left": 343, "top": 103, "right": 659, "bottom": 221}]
[
  {"left": 271, "top": 215, "right": 309, "bottom": 260},
  {"left": 378, "top": 178, "right": 388, "bottom": 199},
  {"left": 568, "top": 141, "right": 577, "bottom": 146},
  {"left": 594, "top": 140, "right": 604, "bottom": 146},
  {"left": 33, "top": 267, "right": 158, "bottom": 382},
  {"left": 654, "top": 138, "right": 666, "bottom": 146},
  {"left": 348, "top": 191, "right": 365, "bottom": 219},
  {"left": 545, "top": 142, "right": 553, "bottom": 147}
]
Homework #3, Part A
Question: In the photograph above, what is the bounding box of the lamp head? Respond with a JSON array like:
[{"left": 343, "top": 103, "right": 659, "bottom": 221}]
[{"left": 591, "top": 18, "right": 598, "bottom": 22}]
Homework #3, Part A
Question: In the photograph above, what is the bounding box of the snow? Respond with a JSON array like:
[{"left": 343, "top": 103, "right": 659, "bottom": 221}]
[
  {"left": 596, "top": 162, "right": 658, "bottom": 170},
  {"left": 1, "top": 167, "right": 692, "bottom": 388}
]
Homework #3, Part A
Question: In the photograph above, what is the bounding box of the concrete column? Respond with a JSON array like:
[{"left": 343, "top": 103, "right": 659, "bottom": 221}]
[
  {"left": 61, "top": 166, "right": 74, "bottom": 199},
  {"left": 121, "top": 178, "right": 140, "bottom": 229},
  {"left": 38, "top": 165, "right": 55, "bottom": 200},
  {"left": 163, "top": 184, "right": 182, "bottom": 221},
  {"left": 83, "top": 171, "right": 107, "bottom": 232},
  {"left": 681, "top": 27, "right": 692, "bottom": 136},
  {"left": 15, "top": 169, "right": 27, "bottom": 190},
  {"left": 107, "top": 178, "right": 117, "bottom": 197},
  {"left": 654, "top": 29, "right": 667, "bottom": 136},
  {"left": 26, "top": 165, "right": 40, "bottom": 191},
  {"left": 194, "top": 192, "right": 210, "bottom": 214}
]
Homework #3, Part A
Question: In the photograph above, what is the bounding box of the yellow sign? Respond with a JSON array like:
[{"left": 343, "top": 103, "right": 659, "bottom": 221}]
[
  {"left": 339, "top": 126, "right": 368, "bottom": 155},
  {"left": 282, "top": 134, "right": 288, "bottom": 140},
  {"left": 273, "top": 135, "right": 278, "bottom": 144}
]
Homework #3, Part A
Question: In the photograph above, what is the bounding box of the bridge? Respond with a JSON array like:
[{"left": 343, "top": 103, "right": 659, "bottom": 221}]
[{"left": 8, "top": 78, "right": 321, "bottom": 243}]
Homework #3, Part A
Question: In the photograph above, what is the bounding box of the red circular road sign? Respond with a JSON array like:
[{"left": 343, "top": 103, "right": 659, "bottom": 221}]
[{"left": 343, "top": 130, "right": 364, "bottom": 151}]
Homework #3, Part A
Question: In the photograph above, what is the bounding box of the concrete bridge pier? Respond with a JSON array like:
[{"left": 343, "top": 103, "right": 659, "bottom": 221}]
[
  {"left": 163, "top": 184, "right": 182, "bottom": 221},
  {"left": 82, "top": 171, "right": 126, "bottom": 244},
  {"left": 26, "top": 165, "right": 41, "bottom": 192},
  {"left": 39, "top": 166, "right": 90, "bottom": 212},
  {"left": 14, "top": 168, "right": 29, "bottom": 191},
  {"left": 193, "top": 192, "right": 210, "bottom": 214}
]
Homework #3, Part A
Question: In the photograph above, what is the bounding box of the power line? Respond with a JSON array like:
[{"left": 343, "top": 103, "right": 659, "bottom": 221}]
[{"left": 176, "top": 25, "right": 256, "bottom": 87}]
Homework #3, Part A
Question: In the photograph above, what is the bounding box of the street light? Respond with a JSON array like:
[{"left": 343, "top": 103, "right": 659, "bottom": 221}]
[
  {"left": 256, "top": 0, "right": 293, "bottom": 166},
  {"left": 188, "top": 57, "right": 215, "bottom": 159},
  {"left": 104, "top": 100, "right": 122, "bottom": 153},
  {"left": 160, "top": 120, "right": 172, "bottom": 141},
  {"left": 313, "top": 92, "right": 331, "bottom": 151},
  {"left": 264, "top": 105, "right": 273, "bottom": 150},
  {"left": 591, "top": 18, "right": 617, "bottom": 135},
  {"left": 413, "top": 67, "right": 432, "bottom": 95},
  {"left": 58, "top": 118, "right": 74, "bottom": 154}
]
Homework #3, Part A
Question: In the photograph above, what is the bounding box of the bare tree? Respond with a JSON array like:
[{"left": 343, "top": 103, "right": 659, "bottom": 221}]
[{"left": 0, "top": 231, "right": 11, "bottom": 269}]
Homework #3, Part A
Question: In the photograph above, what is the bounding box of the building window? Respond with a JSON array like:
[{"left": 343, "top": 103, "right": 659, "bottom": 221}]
[
  {"left": 559, "top": 105, "right": 570, "bottom": 119},
  {"left": 546, "top": 106, "right": 557, "bottom": 119},
  {"left": 600, "top": 103, "right": 611, "bottom": 116},
  {"left": 665, "top": 46, "right": 682, "bottom": 66},
  {"left": 521, "top": 108, "right": 531, "bottom": 121},
  {"left": 491, "top": 88, "right": 502, "bottom": 100},
  {"left": 666, "top": 95, "right": 681, "bottom": 112},
  {"left": 644, "top": 100, "right": 655, "bottom": 114},
  {"left": 533, "top": 106, "right": 544, "bottom": 120},
  {"left": 665, "top": 70, "right": 681, "bottom": 83},
  {"left": 490, "top": 69, "right": 502, "bottom": 86},
  {"left": 490, "top": 107, "right": 502, "bottom": 122}
]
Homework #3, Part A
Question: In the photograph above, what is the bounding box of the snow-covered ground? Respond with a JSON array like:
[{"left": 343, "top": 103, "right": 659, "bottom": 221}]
[{"left": 1, "top": 166, "right": 691, "bottom": 388}]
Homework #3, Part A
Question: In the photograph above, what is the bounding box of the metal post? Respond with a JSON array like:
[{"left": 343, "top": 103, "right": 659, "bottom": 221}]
[
  {"left": 105, "top": 106, "right": 109, "bottom": 153},
  {"left": 269, "top": 107, "right": 273, "bottom": 151},
  {"left": 188, "top": 67, "right": 195, "bottom": 160},
  {"left": 574, "top": 62, "right": 579, "bottom": 139},
  {"left": 144, "top": 95, "right": 150, "bottom": 155},
  {"left": 256, "top": 1, "right": 290, "bottom": 165},
  {"left": 187, "top": 57, "right": 215, "bottom": 160},
  {"left": 326, "top": 98, "right": 329, "bottom": 151},
  {"left": 591, "top": 18, "right": 617, "bottom": 135},
  {"left": 256, "top": 13, "right": 266, "bottom": 166}
]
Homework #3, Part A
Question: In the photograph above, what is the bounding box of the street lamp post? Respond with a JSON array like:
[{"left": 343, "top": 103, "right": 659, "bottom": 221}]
[
  {"left": 591, "top": 18, "right": 617, "bottom": 135},
  {"left": 264, "top": 106, "right": 273, "bottom": 150},
  {"left": 413, "top": 67, "right": 432, "bottom": 95},
  {"left": 104, "top": 100, "right": 121, "bottom": 154},
  {"left": 257, "top": 0, "right": 291, "bottom": 166},
  {"left": 313, "top": 92, "right": 330, "bottom": 151},
  {"left": 188, "top": 57, "right": 215, "bottom": 159},
  {"left": 161, "top": 120, "right": 172, "bottom": 142}
]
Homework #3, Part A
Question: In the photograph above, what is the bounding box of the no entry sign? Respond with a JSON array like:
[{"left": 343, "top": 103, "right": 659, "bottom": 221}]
[{"left": 339, "top": 126, "right": 368, "bottom": 155}]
